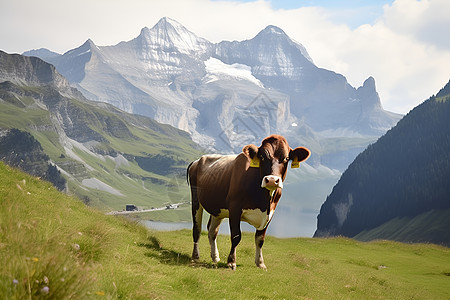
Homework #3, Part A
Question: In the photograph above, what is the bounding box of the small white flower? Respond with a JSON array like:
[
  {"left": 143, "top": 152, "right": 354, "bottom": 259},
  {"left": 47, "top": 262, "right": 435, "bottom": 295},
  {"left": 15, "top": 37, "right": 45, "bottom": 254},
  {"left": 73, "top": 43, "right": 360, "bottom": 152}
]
[{"left": 41, "top": 286, "right": 49, "bottom": 294}]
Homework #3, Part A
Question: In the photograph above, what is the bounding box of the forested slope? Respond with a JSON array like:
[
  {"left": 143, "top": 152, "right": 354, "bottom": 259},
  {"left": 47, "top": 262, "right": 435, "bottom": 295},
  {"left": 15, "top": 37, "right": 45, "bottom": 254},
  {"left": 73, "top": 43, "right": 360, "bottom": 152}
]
[{"left": 314, "top": 80, "right": 450, "bottom": 246}]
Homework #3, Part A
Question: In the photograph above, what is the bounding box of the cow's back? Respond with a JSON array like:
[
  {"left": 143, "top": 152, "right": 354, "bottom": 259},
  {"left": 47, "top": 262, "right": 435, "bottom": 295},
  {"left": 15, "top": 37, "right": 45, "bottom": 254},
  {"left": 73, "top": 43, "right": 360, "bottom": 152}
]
[{"left": 188, "top": 154, "right": 237, "bottom": 216}]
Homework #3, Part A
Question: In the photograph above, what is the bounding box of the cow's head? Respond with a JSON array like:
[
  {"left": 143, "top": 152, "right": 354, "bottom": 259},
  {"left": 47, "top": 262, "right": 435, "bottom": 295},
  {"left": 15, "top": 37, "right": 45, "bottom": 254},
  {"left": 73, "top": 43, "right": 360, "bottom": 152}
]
[{"left": 243, "top": 135, "right": 310, "bottom": 193}]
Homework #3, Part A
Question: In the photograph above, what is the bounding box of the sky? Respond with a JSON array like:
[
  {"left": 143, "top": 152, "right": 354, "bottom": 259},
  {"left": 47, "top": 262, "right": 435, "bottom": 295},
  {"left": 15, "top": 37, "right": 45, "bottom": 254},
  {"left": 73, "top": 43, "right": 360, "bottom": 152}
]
[{"left": 1, "top": 0, "right": 449, "bottom": 114}]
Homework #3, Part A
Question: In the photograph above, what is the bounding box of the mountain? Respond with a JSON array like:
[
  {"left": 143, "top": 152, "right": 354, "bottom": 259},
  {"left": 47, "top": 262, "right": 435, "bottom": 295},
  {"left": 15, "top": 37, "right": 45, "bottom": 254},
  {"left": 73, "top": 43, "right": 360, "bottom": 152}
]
[
  {"left": 214, "top": 26, "right": 397, "bottom": 135},
  {"left": 28, "top": 17, "right": 401, "bottom": 164},
  {"left": 314, "top": 80, "right": 450, "bottom": 246},
  {"left": 0, "top": 50, "right": 201, "bottom": 216},
  {"left": 22, "top": 48, "right": 60, "bottom": 60},
  {"left": 21, "top": 17, "right": 402, "bottom": 236}
]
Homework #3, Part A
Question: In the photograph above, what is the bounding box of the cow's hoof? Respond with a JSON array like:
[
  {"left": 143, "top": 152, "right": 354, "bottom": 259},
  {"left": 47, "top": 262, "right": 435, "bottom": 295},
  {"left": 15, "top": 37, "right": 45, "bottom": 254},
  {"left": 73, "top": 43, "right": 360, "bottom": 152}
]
[
  {"left": 191, "top": 253, "right": 200, "bottom": 262},
  {"left": 191, "top": 255, "right": 200, "bottom": 261},
  {"left": 257, "top": 263, "right": 267, "bottom": 271},
  {"left": 227, "top": 262, "right": 237, "bottom": 270},
  {"left": 211, "top": 256, "right": 220, "bottom": 264}
]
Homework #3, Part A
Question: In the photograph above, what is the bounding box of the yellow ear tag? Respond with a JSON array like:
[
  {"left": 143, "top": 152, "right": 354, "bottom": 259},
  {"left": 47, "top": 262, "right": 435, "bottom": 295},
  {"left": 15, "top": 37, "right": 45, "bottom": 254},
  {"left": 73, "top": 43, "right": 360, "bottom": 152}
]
[
  {"left": 250, "top": 156, "right": 260, "bottom": 168},
  {"left": 291, "top": 157, "right": 300, "bottom": 168}
]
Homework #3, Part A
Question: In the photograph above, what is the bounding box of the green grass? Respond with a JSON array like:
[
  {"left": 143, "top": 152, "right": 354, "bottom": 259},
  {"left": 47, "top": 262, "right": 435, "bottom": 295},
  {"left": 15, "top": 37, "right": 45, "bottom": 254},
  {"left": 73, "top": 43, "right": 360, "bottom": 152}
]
[
  {"left": 355, "top": 209, "right": 450, "bottom": 245},
  {"left": 1, "top": 162, "right": 449, "bottom": 299},
  {"left": 0, "top": 89, "right": 201, "bottom": 217}
]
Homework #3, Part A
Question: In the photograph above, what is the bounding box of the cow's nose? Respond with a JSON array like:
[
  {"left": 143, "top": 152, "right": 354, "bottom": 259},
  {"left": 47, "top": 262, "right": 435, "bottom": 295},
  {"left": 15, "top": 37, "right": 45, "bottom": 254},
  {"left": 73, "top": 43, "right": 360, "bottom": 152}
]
[{"left": 261, "top": 175, "right": 283, "bottom": 190}]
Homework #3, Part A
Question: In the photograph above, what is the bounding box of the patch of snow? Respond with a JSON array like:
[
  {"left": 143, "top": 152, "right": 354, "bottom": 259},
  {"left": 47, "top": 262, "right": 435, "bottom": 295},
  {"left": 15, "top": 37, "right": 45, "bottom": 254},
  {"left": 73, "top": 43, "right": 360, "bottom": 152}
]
[
  {"left": 81, "top": 178, "right": 124, "bottom": 196},
  {"left": 77, "top": 49, "right": 91, "bottom": 57},
  {"left": 204, "top": 57, "right": 264, "bottom": 87}
]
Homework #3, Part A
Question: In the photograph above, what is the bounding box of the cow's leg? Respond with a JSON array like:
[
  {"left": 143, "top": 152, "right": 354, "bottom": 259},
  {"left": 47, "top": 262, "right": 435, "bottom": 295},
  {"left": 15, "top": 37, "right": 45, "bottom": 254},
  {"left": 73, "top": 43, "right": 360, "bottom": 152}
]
[
  {"left": 207, "top": 215, "right": 222, "bottom": 263},
  {"left": 227, "top": 212, "right": 242, "bottom": 270},
  {"left": 191, "top": 187, "right": 203, "bottom": 261},
  {"left": 255, "top": 228, "right": 268, "bottom": 270}
]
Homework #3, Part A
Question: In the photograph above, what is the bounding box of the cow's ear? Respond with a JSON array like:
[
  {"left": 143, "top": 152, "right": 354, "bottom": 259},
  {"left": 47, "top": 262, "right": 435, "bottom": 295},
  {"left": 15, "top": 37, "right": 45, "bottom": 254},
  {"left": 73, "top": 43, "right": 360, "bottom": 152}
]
[
  {"left": 289, "top": 147, "right": 311, "bottom": 168},
  {"left": 243, "top": 144, "right": 260, "bottom": 167},
  {"left": 243, "top": 144, "right": 258, "bottom": 158}
]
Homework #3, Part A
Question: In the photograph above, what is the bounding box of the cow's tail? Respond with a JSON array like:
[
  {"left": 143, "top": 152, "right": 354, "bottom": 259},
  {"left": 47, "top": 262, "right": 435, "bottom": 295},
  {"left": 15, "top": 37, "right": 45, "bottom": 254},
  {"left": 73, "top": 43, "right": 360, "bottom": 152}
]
[{"left": 186, "top": 161, "right": 194, "bottom": 186}]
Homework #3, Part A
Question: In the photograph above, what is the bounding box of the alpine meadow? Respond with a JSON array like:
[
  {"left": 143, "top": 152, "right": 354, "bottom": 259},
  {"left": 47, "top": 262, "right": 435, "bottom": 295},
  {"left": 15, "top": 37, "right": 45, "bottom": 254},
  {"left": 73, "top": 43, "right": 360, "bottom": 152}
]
[{"left": 1, "top": 162, "right": 449, "bottom": 299}]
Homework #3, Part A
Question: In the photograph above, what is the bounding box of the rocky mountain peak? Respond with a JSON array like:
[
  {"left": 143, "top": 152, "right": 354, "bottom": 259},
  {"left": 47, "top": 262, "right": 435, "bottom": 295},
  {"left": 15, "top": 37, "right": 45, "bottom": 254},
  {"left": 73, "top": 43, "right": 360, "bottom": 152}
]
[
  {"left": 363, "top": 76, "right": 375, "bottom": 88},
  {"left": 138, "top": 17, "right": 211, "bottom": 56},
  {"left": 260, "top": 25, "right": 287, "bottom": 36},
  {"left": 214, "top": 23, "right": 315, "bottom": 80},
  {"left": 0, "top": 50, "right": 80, "bottom": 101},
  {"left": 0, "top": 50, "right": 65, "bottom": 87},
  {"left": 64, "top": 39, "right": 96, "bottom": 56},
  {"left": 22, "top": 48, "right": 60, "bottom": 60},
  {"left": 356, "top": 76, "right": 382, "bottom": 108},
  {"left": 252, "top": 25, "right": 314, "bottom": 65},
  {"left": 52, "top": 39, "right": 100, "bottom": 83}
]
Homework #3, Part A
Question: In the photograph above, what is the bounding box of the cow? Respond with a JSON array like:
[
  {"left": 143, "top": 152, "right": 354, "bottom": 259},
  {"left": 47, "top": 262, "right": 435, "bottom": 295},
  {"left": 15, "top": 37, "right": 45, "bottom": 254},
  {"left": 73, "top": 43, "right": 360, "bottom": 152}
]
[{"left": 187, "top": 134, "right": 310, "bottom": 270}]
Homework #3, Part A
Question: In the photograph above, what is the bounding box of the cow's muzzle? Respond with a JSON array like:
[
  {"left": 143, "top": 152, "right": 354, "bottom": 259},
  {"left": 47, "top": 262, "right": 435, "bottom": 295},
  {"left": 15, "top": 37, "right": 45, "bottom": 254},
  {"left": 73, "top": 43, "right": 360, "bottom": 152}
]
[{"left": 261, "top": 175, "right": 283, "bottom": 191}]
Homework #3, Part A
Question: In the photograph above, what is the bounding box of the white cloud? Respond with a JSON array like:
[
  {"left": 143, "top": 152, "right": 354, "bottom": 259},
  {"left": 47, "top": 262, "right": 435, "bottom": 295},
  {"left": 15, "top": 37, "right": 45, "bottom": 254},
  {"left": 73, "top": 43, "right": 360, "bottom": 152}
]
[{"left": 1, "top": 0, "right": 448, "bottom": 114}]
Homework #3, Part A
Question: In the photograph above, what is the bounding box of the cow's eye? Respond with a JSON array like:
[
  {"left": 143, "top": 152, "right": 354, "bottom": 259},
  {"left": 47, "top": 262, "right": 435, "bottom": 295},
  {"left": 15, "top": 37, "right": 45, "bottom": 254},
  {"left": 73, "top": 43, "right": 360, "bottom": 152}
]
[{"left": 280, "top": 157, "right": 289, "bottom": 163}]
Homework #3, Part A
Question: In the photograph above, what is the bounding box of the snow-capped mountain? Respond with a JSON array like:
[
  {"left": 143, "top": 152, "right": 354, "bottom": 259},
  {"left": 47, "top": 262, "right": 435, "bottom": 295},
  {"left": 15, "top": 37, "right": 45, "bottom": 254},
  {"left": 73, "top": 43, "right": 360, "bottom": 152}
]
[{"left": 26, "top": 17, "right": 401, "bottom": 168}]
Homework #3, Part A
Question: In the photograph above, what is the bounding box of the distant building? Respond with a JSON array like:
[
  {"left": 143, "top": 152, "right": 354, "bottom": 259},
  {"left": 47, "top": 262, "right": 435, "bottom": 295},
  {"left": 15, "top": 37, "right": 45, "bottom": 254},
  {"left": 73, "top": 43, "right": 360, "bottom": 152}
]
[{"left": 126, "top": 204, "right": 138, "bottom": 211}]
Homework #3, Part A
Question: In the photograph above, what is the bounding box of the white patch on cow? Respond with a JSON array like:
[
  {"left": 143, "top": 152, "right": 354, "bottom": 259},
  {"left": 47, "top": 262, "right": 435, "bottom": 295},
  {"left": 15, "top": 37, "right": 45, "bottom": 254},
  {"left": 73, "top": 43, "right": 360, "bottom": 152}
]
[
  {"left": 241, "top": 208, "right": 274, "bottom": 230},
  {"left": 261, "top": 175, "right": 283, "bottom": 190}
]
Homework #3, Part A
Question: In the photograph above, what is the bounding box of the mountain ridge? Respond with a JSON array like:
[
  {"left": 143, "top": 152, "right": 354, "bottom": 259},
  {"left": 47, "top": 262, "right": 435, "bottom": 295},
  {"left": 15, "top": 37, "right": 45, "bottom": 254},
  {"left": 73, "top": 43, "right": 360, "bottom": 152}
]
[{"left": 24, "top": 17, "right": 401, "bottom": 163}]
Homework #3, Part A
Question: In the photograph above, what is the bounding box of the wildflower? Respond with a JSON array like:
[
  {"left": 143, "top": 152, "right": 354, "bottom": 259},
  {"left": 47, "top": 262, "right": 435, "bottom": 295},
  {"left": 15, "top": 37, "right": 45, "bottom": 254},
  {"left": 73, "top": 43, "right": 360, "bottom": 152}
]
[
  {"left": 95, "top": 291, "right": 105, "bottom": 296},
  {"left": 13, "top": 279, "right": 19, "bottom": 285},
  {"left": 72, "top": 243, "right": 80, "bottom": 251},
  {"left": 41, "top": 286, "right": 49, "bottom": 294},
  {"left": 32, "top": 257, "right": 39, "bottom": 262},
  {"left": 43, "top": 276, "right": 49, "bottom": 284}
]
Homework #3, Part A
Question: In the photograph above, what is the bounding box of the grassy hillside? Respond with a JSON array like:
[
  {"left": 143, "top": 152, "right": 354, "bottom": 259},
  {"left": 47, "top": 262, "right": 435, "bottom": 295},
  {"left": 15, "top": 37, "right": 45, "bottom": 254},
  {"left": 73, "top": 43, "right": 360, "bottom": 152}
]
[
  {"left": 354, "top": 209, "right": 450, "bottom": 246},
  {"left": 0, "top": 81, "right": 201, "bottom": 219},
  {"left": 1, "top": 162, "right": 449, "bottom": 299}
]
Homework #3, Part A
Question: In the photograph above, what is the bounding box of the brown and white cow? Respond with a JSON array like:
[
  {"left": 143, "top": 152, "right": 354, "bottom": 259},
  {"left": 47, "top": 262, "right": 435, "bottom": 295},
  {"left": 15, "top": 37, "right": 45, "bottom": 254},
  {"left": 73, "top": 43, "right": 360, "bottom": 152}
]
[{"left": 187, "top": 134, "right": 310, "bottom": 270}]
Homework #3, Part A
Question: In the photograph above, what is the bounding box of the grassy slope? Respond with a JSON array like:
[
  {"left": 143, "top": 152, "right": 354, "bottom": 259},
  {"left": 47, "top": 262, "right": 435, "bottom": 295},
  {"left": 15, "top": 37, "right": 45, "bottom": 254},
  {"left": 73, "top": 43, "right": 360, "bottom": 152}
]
[
  {"left": 0, "top": 89, "right": 200, "bottom": 219},
  {"left": 1, "top": 162, "right": 449, "bottom": 299},
  {"left": 354, "top": 209, "right": 450, "bottom": 246}
]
